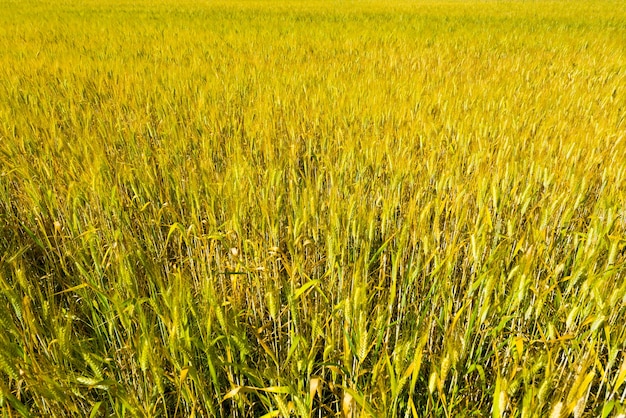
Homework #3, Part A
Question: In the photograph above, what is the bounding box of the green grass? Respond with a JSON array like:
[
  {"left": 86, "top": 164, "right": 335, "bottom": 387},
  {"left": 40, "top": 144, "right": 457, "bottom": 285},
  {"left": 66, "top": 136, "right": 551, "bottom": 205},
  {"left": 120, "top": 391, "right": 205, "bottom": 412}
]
[{"left": 1, "top": 0, "right": 626, "bottom": 416}]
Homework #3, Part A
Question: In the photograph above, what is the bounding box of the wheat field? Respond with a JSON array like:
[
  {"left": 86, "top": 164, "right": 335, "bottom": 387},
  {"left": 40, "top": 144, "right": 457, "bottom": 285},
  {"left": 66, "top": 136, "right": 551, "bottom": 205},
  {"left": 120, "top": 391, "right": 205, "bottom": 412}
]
[{"left": 1, "top": 0, "right": 626, "bottom": 416}]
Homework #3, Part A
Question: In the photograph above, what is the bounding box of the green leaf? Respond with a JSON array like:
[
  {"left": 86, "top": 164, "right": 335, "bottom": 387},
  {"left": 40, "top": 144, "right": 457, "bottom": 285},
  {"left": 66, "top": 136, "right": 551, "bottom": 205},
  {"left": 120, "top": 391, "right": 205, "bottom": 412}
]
[
  {"left": 292, "top": 280, "right": 320, "bottom": 301},
  {"left": 600, "top": 401, "right": 615, "bottom": 418},
  {"left": 89, "top": 402, "right": 103, "bottom": 418}
]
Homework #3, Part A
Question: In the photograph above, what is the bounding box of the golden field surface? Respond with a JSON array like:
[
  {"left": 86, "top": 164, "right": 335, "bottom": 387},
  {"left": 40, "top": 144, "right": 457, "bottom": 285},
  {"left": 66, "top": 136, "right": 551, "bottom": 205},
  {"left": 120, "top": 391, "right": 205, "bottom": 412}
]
[{"left": 1, "top": 0, "right": 626, "bottom": 416}]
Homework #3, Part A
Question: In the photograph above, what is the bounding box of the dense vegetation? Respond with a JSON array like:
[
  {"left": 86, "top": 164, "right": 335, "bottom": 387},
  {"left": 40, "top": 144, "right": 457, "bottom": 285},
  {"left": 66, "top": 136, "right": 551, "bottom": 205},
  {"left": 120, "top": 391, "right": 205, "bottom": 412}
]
[{"left": 1, "top": 0, "right": 625, "bottom": 416}]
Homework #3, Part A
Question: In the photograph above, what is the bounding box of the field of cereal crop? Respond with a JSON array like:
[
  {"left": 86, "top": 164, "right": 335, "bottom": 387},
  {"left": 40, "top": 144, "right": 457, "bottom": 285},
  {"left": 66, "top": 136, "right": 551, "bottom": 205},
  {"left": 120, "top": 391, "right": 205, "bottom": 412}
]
[{"left": 1, "top": 0, "right": 626, "bottom": 416}]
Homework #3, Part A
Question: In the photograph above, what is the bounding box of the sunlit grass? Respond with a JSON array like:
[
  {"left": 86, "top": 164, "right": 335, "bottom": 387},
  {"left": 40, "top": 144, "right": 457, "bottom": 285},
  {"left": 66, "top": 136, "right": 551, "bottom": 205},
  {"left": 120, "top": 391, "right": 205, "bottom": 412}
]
[{"left": 1, "top": 0, "right": 625, "bottom": 416}]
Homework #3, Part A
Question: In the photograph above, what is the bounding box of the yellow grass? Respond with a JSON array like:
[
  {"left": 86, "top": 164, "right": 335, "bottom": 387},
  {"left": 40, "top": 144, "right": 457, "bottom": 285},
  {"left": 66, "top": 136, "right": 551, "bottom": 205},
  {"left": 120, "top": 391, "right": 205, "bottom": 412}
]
[{"left": 0, "top": 0, "right": 625, "bottom": 416}]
